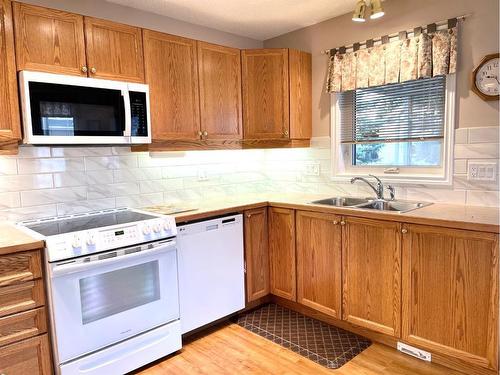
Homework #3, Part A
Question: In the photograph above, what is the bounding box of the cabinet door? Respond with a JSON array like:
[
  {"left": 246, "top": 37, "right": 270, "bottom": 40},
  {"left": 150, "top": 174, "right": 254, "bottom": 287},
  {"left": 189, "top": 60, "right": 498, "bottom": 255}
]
[
  {"left": 84, "top": 17, "right": 144, "bottom": 82},
  {"left": 268, "top": 208, "right": 296, "bottom": 301},
  {"left": 289, "top": 49, "right": 312, "bottom": 140},
  {"left": 0, "top": 334, "right": 52, "bottom": 374},
  {"left": 0, "top": 0, "right": 20, "bottom": 145},
  {"left": 342, "top": 217, "right": 401, "bottom": 337},
  {"left": 13, "top": 2, "right": 86, "bottom": 76},
  {"left": 242, "top": 49, "right": 289, "bottom": 140},
  {"left": 198, "top": 42, "right": 242, "bottom": 140},
  {"left": 402, "top": 225, "right": 499, "bottom": 370},
  {"left": 296, "top": 211, "right": 341, "bottom": 318},
  {"left": 143, "top": 30, "right": 200, "bottom": 140},
  {"left": 244, "top": 208, "right": 269, "bottom": 302}
]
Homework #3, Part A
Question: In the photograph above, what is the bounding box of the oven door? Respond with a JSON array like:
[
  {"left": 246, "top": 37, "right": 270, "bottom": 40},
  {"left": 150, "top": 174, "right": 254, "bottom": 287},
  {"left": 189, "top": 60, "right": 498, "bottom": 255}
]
[
  {"left": 19, "top": 71, "right": 131, "bottom": 144},
  {"left": 48, "top": 240, "right": 179, "bottom": 364}
]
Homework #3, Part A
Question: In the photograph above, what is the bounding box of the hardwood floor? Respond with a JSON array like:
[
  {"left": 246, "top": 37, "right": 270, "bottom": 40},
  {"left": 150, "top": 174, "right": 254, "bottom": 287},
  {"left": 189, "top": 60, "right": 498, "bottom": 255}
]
[{"left": 135, "top": 322, "right": 465, "bottom": 375}]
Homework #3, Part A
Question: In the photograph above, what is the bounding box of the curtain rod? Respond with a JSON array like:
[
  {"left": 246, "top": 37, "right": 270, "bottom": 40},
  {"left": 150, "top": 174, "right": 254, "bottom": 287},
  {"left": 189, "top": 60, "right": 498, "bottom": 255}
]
[{"left": 321, "top": 13, "right": 471, "bottom": 55}]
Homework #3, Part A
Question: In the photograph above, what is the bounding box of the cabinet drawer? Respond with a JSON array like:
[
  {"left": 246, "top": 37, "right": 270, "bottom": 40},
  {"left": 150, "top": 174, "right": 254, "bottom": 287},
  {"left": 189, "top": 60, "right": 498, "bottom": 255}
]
[
  {"left": 0, "top": 307, "right": 47, "bottom": 347},
  {"left": 0, "top": 251, "right": 42, "bottom": 287},
  {"left": 0, "top": 334, "right": 52, "bottom": 375},
  {"left": 0, "top": 279, "right": 45, "bottom": 318}
]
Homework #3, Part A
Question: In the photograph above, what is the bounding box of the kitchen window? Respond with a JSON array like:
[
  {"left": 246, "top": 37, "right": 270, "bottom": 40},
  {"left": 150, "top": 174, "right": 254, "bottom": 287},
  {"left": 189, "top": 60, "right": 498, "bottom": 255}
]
[{"left": 331, "top": 75, "right": 456, "bottom": 185}]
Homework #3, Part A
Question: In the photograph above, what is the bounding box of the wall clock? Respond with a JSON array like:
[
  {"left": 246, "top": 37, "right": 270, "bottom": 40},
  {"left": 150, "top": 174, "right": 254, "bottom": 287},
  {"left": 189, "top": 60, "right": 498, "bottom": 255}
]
[{"left": 472, "top": 53, "right": 499, "bottom": 101}]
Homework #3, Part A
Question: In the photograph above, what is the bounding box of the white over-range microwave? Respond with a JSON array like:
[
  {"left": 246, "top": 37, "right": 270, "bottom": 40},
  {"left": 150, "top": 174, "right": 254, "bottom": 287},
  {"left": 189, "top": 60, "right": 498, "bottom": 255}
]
[{"left": 19, "top": 71, "right": 151, "bottom": 145}]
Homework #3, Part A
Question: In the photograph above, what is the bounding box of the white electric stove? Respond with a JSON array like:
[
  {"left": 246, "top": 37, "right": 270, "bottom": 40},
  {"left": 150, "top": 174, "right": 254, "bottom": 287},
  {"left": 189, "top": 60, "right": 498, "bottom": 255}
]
[{"left": 17, "top": 208, "right": 182, "bottom": 375}]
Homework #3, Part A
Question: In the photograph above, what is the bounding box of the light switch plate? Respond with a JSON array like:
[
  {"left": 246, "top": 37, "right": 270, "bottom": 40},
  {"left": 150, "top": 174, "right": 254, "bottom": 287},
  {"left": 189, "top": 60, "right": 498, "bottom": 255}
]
[
  {"left": 304, "top": 162, "right": 320, "bottom": 176},
  {"left": 197, "top": 169, "right": 209, "bottom": 181},
  {"left": 467, "top": 162, "right": 497, "bottom": 181}
]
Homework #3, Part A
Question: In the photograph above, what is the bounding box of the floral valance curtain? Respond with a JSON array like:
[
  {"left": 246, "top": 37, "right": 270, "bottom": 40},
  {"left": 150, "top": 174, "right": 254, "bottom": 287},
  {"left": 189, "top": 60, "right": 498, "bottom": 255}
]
[{"left": 326, "top": 25, "right": 458, "bottom": 93}]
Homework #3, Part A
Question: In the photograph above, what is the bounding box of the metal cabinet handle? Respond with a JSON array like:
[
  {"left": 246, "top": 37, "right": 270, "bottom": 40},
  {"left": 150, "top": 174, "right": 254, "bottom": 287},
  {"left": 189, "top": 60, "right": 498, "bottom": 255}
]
[
  {"left": 283, "top": 130, "right": 289, "bottom": 137},
  {"left": 333, "top": 220, "right": 339, "bottom": 225},
  {"left": 340, "top": 221, "right": 346, "bottom": 226},
  {"left": 402, "top": 228, "right": 408, "bottom": 234},
  {"left": 202, "top": 131, "right": 208, "bottom": 137},
  {"left": 198, "top": 131, "right": 202, "bottom": 138},
  {"left": 90, "top": 67, "right": 97, "bottom": 74},
  {"left": 81, "top": 66, "right": 88, "bottom": 73}
]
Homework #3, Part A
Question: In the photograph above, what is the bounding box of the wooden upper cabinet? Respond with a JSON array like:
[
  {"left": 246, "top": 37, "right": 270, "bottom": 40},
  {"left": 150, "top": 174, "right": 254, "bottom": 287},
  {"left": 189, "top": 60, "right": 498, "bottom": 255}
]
[
  {"left": 143, "top": 30, "right": 200, "bottom": 140},
  {"left": 289, "top": 49, "right": 312, "bottom": 140},
  {"left": 402, "top": 225, "right": 499, "bottom": 371},
  {"left": 198, "top": 42, "right": 242, "bottom": 140},
  {"left": 84, "top": 17, "right": 144, "bottom": 82},
  {"left": 13, "top": 2, "right": 86, "bottom": 76},
  {"left": 342, "top": 217, "right": 402, "bottom": 337},
  {"left": 242, "top": 49, "right": 289, "bottom": 140},
  {"left": 268, "top": 207, "right": 296, "bottom": 301},
  {"left": 0, "top": 0, "right": 21, "bottom": 145},
  {"left": 296, "top": 211, "right": 341, "bottom": 318},
  {"left": 244, "top": 208, "right": 269, "bottom": 303}
]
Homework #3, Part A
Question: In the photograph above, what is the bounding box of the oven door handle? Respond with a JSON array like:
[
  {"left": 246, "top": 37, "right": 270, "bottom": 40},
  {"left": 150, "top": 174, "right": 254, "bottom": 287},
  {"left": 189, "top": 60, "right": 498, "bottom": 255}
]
[{"left": 50, "top": 242, "right": 176, "bottom": 278}]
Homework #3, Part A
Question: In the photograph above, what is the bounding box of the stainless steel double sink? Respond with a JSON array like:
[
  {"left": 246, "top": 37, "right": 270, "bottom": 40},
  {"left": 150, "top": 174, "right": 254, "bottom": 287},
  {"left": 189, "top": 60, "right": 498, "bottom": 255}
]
[{"left": 310, "top": 197, "right": 431, "bottom": 213}]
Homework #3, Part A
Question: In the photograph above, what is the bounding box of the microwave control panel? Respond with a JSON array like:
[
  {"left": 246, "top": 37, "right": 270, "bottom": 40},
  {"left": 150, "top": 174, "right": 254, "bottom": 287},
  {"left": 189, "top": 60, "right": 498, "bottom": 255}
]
[{"left": 130, "top": 91, "right": 148, "bottom": 137}]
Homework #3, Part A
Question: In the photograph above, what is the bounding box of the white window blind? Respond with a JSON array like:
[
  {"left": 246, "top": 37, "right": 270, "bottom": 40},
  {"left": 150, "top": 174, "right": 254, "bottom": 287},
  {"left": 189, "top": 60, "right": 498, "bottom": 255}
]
[{"left": 339, "top": 76, "right": 446, "bottom": 144}]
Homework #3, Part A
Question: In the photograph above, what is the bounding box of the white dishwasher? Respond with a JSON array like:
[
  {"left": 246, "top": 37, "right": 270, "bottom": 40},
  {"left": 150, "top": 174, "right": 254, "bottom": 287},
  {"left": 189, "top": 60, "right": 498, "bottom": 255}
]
[{"left": 177, "top": 214, "right": 245, "bottom": 334}]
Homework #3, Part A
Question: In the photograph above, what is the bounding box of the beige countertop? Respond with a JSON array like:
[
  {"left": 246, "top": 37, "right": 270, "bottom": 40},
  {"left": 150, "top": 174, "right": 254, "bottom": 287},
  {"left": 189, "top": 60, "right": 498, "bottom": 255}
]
[
  {"left": 147, "top": 193, "right": 500, "bottom": 233},
  {"left": 1, "top": 194, "right": 498, "bottom": 255},
  {"left": 0, "top": 222, "right": 44, "bottom": 255}
]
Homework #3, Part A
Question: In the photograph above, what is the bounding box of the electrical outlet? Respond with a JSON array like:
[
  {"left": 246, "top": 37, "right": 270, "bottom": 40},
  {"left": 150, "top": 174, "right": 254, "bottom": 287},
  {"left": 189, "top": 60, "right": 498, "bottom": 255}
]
[
  {"left": 467, "top": 162, "right": 497, "bottom": 181},
  {"left": 197, "top": 169, "right": 209, "bottom": 181},
  {"left": 304, "top": 162, "right": 320, "bottom": 176}
]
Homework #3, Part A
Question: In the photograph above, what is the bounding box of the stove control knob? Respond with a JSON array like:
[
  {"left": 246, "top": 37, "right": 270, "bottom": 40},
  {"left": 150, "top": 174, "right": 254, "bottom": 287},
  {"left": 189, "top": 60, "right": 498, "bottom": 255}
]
[
  {"left": 86, "top": 234, "right": 96, "bottom": 246},
  {"left": 72, "top": 236, "right": 81, "bottom": 249},
  {"left": 142, "top": 225, "right": 151, "bottom": 235},
  {"left": 163, "top": 221, "right": 171, "bottom": 231},
  {"left": 153, "top": 223, "right": 161, "bottom": 233}
]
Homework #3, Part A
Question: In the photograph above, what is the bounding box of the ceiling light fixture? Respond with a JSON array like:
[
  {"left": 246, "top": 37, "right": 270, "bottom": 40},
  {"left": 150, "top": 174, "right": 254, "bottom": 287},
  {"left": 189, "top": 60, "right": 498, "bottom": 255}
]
[
  {"left": 352, "top": 0, "right": 367, "bottom": 22},
  {"left": 351, "top": 0, "right": 384, "bottom": 23},
  {"left": 369, "top": 0, "right": 385, "bottom": 19}
]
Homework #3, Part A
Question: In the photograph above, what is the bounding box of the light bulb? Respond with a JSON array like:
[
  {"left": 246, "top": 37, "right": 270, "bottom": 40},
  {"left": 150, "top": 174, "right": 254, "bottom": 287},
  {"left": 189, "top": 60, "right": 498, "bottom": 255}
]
[
  {"left": 370, "top": 0, "right": 384, "bottom": 19},
  {"left": 352, "top": 0, "right": 367, "bottom": 22}
]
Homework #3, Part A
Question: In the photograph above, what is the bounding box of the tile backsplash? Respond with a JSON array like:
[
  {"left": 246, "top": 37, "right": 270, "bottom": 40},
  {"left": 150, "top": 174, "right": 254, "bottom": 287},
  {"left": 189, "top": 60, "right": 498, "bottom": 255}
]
[{"left": 0, "top": 126, "right": 498, "bottom": 221}]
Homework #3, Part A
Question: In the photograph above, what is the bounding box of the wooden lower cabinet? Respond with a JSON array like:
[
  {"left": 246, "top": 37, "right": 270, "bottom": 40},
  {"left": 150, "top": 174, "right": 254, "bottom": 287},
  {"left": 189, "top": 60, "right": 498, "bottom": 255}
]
[
  {"left": 342, "top": 217, "right": 402, "bottom": 337},
  {"left": 402, "top": 224, "right": 499, "bottom": 371},
  {"left": 244, "top": 208, "right": 269, "bottom": 302},
  {"left": 0, "top": 334, "right": 52, "bottom": 374},
  {"left": 0, "top": 250, "right": 43, "bottom": 287},
  {"left": 296, "top": 211, "right": 341, "bottom": 318},
  {"left": 268, "top": 207, "right": 296, "bottom": 301}
]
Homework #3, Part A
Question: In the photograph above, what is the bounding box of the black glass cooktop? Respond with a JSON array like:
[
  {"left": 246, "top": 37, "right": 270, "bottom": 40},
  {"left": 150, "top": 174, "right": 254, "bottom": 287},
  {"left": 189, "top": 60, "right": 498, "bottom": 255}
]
[{"left": 25, "top": 210, "right": 157, "bottom": 236}]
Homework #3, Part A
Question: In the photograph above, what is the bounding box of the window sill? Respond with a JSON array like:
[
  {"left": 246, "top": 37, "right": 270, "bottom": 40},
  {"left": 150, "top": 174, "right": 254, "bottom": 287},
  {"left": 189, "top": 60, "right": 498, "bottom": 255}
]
[{"left": 330, "top": 173, "right": 453, "bottom": 186}]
